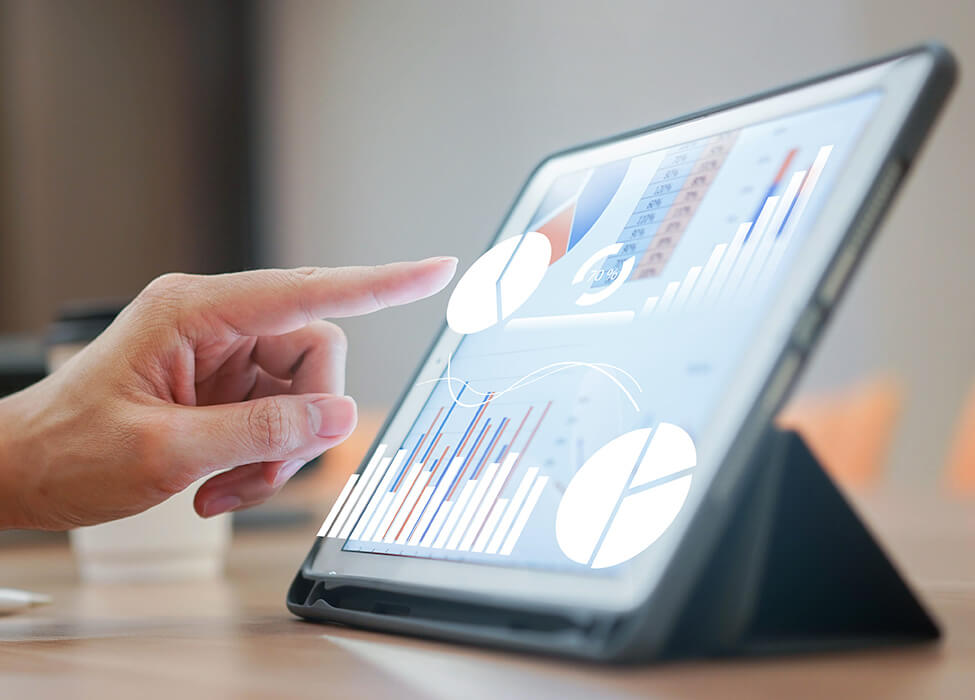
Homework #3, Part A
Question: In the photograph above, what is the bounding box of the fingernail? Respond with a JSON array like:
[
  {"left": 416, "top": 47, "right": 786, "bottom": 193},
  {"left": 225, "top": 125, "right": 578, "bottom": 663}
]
[
  {"left": 273, "top": 459, "right": 305, "bottom": 488},
  {"left": 308, "top": 396, "right": 357, "bottom": 438},
  {"left": 423, "top": 255, "right": 458, "bottom": 266},
  {"left": 202, "top": 495, "right": 241, "bottom": 518}
]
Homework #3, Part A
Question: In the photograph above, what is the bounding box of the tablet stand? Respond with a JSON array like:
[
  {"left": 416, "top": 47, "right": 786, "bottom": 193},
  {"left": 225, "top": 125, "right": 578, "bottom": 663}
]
[
  {"left": 287, "top": 429, "right": 939, "bottom": 662},
  {"left": 658, "top": 429, "right": 939, "bottom": 659}
]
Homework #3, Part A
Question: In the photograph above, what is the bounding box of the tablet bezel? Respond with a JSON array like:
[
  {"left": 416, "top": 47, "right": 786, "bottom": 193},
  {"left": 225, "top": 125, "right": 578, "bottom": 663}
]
[{"left": 303, "top": 46, "right": 948, "bottom": 619}]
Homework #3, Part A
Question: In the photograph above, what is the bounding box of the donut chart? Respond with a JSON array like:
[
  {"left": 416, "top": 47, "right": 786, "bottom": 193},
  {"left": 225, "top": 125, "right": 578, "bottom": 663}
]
[{"left": 555, "top": 423, "right": 695, "bottom": 569}]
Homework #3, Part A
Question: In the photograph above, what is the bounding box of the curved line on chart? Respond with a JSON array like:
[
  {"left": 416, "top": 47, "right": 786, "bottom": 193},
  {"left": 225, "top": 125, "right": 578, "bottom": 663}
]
[
  {"left": 416, "top": 355, "right": 643, "bottom": 412},
  {"left": 443, "top": 354, "right": 642, "bottom": 400}
]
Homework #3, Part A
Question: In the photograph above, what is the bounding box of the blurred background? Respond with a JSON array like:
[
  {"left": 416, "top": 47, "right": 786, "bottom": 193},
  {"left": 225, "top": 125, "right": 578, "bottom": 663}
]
[{"left": 1, "top": 0, "right": 973, "bottom": 517}]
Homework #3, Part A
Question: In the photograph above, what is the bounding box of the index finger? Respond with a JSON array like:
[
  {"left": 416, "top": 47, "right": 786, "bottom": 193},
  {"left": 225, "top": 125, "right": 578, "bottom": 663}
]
[{"left": 194, "top": 256, "right": 458, "bottom": 337}]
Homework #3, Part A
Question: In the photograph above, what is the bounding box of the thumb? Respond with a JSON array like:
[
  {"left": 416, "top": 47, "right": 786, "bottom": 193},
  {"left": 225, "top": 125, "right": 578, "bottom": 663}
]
[{"left": 171, "top": 394, "right": 358, "bottom": 473}]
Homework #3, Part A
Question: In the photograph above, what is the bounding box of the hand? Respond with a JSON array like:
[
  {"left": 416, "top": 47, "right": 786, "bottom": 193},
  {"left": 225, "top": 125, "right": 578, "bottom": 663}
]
[{"left": 0, "top": 258, "right": 457, "bottom": 530}]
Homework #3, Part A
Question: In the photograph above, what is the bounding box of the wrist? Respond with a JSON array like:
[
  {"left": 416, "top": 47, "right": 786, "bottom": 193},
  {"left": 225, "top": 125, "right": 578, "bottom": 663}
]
[{"left": 0, "top": 388, "right": 36, "bottom": 529}]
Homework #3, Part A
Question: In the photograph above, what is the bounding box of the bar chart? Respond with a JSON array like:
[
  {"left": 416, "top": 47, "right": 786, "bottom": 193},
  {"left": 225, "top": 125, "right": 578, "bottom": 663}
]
[
  {"left": 319, "top": 391, "right": 554, "bottom": 560},
  {"left": 636, "top": 144, "right": 834, "bottom": 317}
]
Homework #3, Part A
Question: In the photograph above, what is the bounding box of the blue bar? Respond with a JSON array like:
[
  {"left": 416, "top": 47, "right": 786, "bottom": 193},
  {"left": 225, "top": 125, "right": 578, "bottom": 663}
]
[
  {"left": 472, "top": 418, "right": 507, "bottom": 480},
  {"left": 446, "top": 420, "right": 490, "bottom": 492},
  {"left": 775, "top": 190, "right": 802, "bottom": 238},
  {"left": 447, "top": 400, "right": 486, "bottom": 467},
  {"left": 420, "top": 383, "right": 466, "bottom": 467},
  {"left": 744, "top": 184, "right": 777, "bottom": 242}
]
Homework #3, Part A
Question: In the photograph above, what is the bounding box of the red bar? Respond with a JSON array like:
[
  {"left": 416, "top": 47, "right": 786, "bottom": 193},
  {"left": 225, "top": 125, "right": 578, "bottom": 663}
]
[
  {"left": 473, "top": 418, "right": 509, "bottom": 480},
  {"left": 512, "top": 401, "right": 551, "bottom": 470},
  {"left": 413, "top": 408, "right": 443, "bottom": 461},
  {"left": 455, "top": 393, "right": 493, "bottom": 457},
  {"left": 773, "top": 148, "right": 798, "bottom": 186},
  {"left": 497, "top": 406, "right": 532, "bottom": 463},
  {"left": 501, "top": 401, "right": 553, "bottom": 496},
  {"left": 446, "top": 418, "right": 494, "bottom": 501},
  {"left": 393, "top": 470, "right": 434, "bottom": 542},
  {"left": 424, "top": 432, "right": 443, "bottom": 470}
]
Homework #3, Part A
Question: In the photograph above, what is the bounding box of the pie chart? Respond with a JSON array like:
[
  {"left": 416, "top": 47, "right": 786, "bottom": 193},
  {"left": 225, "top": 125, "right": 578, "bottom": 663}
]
[
  {"left": 555, "top": 423, "right": 695, "bottom": 569},
  {"left": 528, "top": 159, "right": 631, "bottom": 265},
  {"left": 446, "top": 232, "right": 551, "bottom": 335}
]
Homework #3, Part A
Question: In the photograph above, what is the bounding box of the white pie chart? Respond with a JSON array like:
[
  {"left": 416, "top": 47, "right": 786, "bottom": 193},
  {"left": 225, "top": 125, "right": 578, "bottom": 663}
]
[
  {"left": 556, "top": 423, "right": 695, "bottom": 569},
  {"left": 446, "top": 232, "right": 551, "bottom": 335}
]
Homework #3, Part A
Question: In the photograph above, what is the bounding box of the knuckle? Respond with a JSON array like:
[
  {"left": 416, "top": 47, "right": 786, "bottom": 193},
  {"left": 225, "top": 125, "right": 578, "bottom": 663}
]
[
  {"left": 144, "top": 272, "right": 193, "bottom": 298},
  {"left": 248, "top": 398, "right": 297, "bottom": 454},
  {"left": 138, "top": 273, "right": 197, "bottom": 318},
  {"left": 288, "top": 268, "right": 324, "bottom": 323},
  {"left": 290, "top": 266, "right": 320, "bottom": 279},
  {"left": 316, "top": 321, "right": 347, "bottom": 353}
]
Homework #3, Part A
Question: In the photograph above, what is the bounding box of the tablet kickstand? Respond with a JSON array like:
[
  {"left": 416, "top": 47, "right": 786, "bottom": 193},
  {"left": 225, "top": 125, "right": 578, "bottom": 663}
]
[{"left": 661, "top": 429, "right": 939, "bottom": 659}]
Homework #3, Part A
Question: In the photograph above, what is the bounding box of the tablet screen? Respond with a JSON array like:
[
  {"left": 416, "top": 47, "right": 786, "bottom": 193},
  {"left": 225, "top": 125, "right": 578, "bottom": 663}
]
[{"left": 319, "top": 91, "right": 882, "bottom": 573}]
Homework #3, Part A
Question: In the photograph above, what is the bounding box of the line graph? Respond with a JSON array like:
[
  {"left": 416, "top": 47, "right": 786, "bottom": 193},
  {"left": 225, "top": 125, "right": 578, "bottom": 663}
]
[{"left": 415, "top": 354, "right": 643, "bottom": 412}]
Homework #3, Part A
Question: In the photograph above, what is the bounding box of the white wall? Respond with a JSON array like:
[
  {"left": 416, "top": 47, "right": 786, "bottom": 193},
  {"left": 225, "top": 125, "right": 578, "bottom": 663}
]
[{"left": 259, "top": 0, "right": 974, "bottom": 486}]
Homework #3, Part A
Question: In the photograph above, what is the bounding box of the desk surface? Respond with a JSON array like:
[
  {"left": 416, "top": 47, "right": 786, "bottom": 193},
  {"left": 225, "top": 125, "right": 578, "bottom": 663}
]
[{"left": 1, "top": 489, "right": 973, "bottom": 699}]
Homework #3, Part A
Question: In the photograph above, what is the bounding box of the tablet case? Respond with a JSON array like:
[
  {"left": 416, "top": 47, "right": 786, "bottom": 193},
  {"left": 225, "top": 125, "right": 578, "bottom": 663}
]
[{"left": 287, "top": 429, "right": 939, "bottom": 662}]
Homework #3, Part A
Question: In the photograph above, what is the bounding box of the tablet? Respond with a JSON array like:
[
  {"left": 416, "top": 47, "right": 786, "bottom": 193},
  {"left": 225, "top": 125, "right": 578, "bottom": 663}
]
[{"left": 290, "top": 44, "right": 955, "bottom": 657}]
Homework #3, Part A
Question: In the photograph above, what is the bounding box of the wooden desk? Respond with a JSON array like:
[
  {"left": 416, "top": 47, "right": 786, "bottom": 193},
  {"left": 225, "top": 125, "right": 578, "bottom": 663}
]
[{"left": 1, "top": 489, "right": 973, "bottom": 699}]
